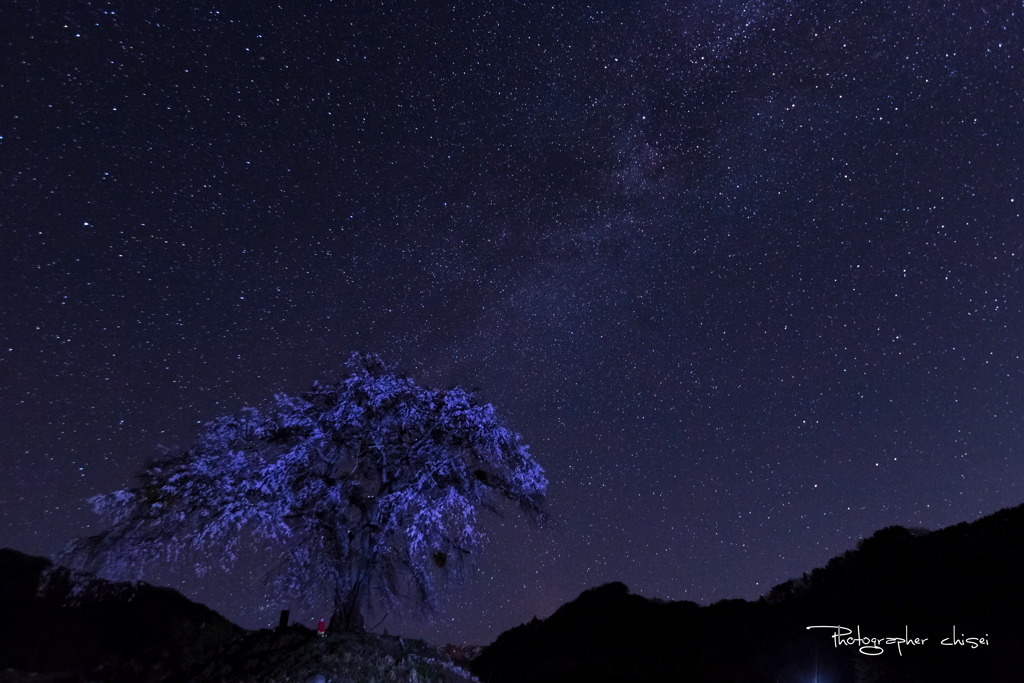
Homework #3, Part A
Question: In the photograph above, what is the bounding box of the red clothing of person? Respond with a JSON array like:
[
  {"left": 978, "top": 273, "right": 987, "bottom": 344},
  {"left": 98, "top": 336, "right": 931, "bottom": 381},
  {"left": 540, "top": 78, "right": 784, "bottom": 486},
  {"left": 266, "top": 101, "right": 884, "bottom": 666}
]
[{"left": 317, "top": 618, "right": 326, "bottom": 636}]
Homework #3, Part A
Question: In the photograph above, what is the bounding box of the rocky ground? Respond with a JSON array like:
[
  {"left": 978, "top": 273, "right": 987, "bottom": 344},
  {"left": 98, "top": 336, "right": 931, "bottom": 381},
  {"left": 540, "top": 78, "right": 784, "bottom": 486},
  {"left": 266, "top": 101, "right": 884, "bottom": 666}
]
[{"left": 180, "top": 626, "right": 480, "bottom": 683}]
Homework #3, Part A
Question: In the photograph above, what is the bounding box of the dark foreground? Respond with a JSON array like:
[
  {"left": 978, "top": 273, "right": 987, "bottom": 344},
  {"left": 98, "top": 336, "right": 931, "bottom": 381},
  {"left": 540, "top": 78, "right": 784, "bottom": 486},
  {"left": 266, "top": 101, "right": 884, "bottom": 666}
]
[
  {"left": 472, "top": 503, "right": 1024, "bottom": 682},
  {"left": 4, "top": 502, "right": 1024, "bottom": 681},
  {"left": 0, "top": 549, "right": 473, "bottom": 682}
]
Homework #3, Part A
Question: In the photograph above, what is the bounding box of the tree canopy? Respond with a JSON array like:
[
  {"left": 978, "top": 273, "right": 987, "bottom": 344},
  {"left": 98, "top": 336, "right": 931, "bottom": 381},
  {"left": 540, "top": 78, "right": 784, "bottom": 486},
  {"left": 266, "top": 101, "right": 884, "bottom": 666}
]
[{"left": 65, "top": 354, "right": 547, "bottom": 630}]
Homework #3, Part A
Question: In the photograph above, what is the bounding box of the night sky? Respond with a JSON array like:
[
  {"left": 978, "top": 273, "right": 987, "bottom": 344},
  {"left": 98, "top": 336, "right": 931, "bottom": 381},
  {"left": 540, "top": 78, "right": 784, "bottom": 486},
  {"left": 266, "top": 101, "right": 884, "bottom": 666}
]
[{"left": 2, "top": 0, "right": 1023, "bottom": 646}]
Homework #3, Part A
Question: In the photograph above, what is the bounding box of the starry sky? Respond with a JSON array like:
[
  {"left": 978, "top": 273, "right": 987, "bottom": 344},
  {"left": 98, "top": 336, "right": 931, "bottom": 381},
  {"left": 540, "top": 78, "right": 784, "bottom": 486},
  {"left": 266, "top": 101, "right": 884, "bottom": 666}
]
[{"left": 2, "top": 0, "right": 1022, "bottom": 646}]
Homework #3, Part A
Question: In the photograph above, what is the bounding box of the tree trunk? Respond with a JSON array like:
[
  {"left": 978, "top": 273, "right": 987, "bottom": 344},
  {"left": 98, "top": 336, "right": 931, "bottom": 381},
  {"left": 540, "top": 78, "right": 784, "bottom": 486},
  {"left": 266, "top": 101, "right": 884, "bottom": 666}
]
[{"left": 329, "top": 585, "right": 365, "bottom": 632}]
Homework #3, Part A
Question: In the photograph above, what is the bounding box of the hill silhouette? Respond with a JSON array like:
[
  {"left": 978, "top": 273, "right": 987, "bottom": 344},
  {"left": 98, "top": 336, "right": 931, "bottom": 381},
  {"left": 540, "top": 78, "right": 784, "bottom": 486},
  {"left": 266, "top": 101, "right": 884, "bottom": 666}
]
[
  {"left": 472, "top": 503, "right": 1024, "bottom": 682},
  {"left": 4, "top": 503, "right": 1024, "bottom": 681},
  {"left": 0, "top": 548, "right": 242, "bottom": 681},
  {"left": 0, "top": 549, "right": 474, "bottom": 682}
]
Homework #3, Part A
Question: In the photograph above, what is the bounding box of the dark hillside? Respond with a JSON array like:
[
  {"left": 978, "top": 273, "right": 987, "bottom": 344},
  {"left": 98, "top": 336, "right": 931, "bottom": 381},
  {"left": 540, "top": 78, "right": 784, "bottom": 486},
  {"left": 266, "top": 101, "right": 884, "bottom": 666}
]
[
  {"left": 474, "top": 503, "right": 1024, "bottom": 682},
  {"left": 0, "top": 548, "right": 242, "bottom": 681},
  {"left": 0, "top": 548, "right": 476, "bottom": 682}
]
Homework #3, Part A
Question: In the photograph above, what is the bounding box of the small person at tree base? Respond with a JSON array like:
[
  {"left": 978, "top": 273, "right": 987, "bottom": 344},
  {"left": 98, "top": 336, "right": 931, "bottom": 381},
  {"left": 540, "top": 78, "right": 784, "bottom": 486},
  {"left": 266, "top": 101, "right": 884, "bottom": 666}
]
[{"left": 317, "top": 618, "right": 326, "bottom": 637}]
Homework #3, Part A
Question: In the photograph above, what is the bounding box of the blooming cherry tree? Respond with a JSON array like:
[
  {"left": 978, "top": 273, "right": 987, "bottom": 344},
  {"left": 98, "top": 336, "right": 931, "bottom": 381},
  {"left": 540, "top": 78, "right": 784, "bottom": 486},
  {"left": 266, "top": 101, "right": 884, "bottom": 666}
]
[{"left": 65, "top": 354, "right": 547, "bottom": 631}]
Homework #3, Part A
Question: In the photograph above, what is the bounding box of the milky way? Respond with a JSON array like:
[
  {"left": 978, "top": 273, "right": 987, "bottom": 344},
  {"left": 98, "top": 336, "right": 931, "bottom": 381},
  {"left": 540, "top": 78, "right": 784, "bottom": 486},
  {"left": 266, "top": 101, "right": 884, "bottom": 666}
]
[{"left": 2, "top": 0, "right": 1022, "bottom": 645}]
